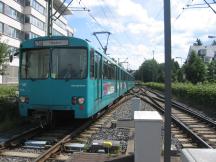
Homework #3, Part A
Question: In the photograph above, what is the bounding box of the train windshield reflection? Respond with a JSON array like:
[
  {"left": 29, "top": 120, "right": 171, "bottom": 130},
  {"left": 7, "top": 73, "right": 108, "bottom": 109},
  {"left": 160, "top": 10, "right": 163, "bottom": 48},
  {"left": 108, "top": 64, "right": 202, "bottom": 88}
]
[
  {"left": 20, "top": 49, "right": 49, "bottom": 79},
  {"left": 51, "top": 48, "right": 87, "bottom": 79}
]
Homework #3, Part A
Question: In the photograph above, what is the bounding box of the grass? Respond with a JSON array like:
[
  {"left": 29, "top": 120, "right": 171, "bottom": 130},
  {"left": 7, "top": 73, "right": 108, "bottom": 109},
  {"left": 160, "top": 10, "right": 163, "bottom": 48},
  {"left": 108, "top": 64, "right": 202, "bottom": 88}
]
[{"left": 0, "top": 84, "right": 18, "bottom": 97}]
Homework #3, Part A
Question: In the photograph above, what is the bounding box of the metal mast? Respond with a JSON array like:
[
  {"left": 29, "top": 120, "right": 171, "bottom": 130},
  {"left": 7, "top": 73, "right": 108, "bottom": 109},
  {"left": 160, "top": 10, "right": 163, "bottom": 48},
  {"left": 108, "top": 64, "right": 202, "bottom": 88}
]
[
  {"left": 164, "top": 0, "right": 172, "bottom": 161},
  {"left": 47, "top": 0, "right": 53, "bottom": 36}
]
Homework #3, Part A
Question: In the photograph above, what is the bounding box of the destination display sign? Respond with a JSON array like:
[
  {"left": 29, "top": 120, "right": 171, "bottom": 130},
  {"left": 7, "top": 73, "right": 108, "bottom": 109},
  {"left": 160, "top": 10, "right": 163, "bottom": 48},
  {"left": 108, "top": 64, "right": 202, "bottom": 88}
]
[{"left": 35, "top": 39, "right": 69, "bottom": 47}]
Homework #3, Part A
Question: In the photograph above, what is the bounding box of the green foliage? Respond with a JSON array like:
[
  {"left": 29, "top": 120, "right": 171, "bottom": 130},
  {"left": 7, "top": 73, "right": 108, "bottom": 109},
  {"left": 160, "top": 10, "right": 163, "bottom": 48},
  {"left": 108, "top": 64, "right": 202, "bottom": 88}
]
[
  {"left": 141, "top": 59, "right": 159, "bottom": 82},
  {"left": 171, "top": 59, "right": 180, "bottom": 82},
  {"left": 193, "top": 38, "right": 202, "bottom": 46},
  {"left": 0, "top": 42, "right": 10, "bottom": 75},
  {"left": 0, "top": 85, "right": 17, "bottom": 97},
  {"left": 184, "top": 50, "right": 207, "bottom": 84},
  {"left": 144, "top": 82, "right": 216, "bottom": 108},
  {"left": 157, "top": 63, "right": 165, "bottom": 82},
  {"left": 207, "top": 60, "right": 216, "bottom": 81},
  {"left": 135, "top": 59, "right": 181, "bottom": 83},
  {"left": 0, "top": 85, "right": 20, "bottom": 132},
  {"left": 176, "top": 68, "right": 184, "bottom": 82}
]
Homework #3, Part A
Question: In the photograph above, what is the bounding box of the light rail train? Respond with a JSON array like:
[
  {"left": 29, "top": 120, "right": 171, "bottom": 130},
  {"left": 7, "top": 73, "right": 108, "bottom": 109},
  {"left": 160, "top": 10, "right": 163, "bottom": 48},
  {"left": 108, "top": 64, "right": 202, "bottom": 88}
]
[{"left": 17, "top": 36, "right": 134, "bottom": 122}]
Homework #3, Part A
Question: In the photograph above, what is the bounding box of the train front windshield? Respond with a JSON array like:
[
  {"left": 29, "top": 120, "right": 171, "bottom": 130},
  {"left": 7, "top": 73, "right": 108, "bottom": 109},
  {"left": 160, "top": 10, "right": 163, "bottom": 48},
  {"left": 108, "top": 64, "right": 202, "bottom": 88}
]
[{"left": 20, "top": 48, "right": 87, "bottom": 79}]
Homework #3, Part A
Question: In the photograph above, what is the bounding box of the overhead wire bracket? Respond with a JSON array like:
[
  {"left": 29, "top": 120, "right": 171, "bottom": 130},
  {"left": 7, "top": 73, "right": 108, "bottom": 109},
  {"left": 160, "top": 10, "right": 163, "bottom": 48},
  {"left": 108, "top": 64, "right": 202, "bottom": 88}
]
[{"left": 93, "top": 31, "right": 111, "bottom": 54}]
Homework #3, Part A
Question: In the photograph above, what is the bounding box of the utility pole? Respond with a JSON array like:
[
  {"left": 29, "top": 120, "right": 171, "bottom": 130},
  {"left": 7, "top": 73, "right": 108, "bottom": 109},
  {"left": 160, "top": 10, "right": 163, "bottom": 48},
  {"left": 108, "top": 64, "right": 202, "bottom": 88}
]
[
  {"left": 152, "top": 50, "right": 155, "bottom": 60},
  {"left": 164, "top": 0, "right": 172, "bottom": 161},
  {"left": 47, "top": 0, "right": 53, "bottom": 36}
]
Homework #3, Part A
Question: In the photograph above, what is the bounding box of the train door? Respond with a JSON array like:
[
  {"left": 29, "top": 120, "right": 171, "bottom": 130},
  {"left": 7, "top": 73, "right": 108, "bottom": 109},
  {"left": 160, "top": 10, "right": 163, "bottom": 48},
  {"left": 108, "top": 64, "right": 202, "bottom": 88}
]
[
  {"left": 95, "top": 52, "right": 102, "bottom": 100},
  {"left": 116, "top": 66, "right": 119, "bottom": 95},
  {"left": 118, "top": 69, "right": 121, "bottom": 94}
]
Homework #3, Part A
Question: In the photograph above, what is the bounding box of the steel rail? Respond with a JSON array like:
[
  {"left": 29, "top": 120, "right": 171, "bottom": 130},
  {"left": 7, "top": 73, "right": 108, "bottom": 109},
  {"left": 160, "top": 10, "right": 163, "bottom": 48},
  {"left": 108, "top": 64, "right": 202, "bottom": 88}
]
[
  {"left": 0, "top": 126, "right": 42, "bottom": 149},
  {"left": 138, "top": 90, "right": 213, "bottom": 149},
  {"left": 34, "top": 119, "right": 92, "bottom": 162},
  {"left": 34, "top": 93, "right": 133, "bottom": 162},
  {"left": 145, "top": 88, "right": 216, "bottom": 127}
]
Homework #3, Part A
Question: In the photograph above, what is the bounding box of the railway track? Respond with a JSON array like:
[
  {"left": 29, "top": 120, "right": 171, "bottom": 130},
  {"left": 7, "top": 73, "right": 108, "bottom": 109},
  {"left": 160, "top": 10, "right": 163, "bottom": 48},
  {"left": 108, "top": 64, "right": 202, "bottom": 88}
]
[
  {"left": 136, "top": 87, "right": 216, "bottom": 150},
  {"left": 0, "top": 93, "right": 133, "bottom": 162}
]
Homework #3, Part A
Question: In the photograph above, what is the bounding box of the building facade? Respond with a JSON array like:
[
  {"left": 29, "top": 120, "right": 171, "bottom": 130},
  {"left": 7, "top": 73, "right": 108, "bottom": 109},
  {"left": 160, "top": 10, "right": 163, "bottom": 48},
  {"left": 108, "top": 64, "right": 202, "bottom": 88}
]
[
  {"left": 188, "top": 45, "right": 216, "bottom": 63},
  {"left": 0, "top": 0, "right": 73, "bottom": 84}
]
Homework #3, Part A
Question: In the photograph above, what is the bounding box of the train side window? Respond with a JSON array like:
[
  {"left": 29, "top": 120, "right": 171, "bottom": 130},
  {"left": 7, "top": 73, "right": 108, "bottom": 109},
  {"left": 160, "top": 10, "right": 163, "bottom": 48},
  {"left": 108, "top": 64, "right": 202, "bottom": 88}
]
[
  {"left": 94, "top": 54, "right": 98, "bottom": 78},
  {"left": 90, "top": 48, "right": 94, "bottom": 79},
  {"left": 103, "top": 59, "right": 109, "bottom": 79}
]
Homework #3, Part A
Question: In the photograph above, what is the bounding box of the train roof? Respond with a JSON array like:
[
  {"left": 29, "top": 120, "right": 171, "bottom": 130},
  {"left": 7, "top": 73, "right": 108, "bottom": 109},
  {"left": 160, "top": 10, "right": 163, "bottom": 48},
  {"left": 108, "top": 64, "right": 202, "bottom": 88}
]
[{"left": 20, "top": 36, "right": 134, "bottom": 78}]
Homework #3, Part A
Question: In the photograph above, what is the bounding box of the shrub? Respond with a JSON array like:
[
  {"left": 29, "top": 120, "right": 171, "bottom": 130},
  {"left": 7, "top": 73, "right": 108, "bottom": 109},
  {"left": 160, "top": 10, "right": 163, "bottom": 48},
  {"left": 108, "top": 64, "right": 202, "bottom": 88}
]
[{"left": 143, "top": 82, "right": 216, "bottom": 108}]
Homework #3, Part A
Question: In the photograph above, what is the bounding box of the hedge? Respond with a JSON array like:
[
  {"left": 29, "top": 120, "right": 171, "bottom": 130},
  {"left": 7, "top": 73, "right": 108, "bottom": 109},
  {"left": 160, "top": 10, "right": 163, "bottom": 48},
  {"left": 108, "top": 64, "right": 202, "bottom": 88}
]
[{"left": 143, "top": 82, "right": 216, "bottom": 108}]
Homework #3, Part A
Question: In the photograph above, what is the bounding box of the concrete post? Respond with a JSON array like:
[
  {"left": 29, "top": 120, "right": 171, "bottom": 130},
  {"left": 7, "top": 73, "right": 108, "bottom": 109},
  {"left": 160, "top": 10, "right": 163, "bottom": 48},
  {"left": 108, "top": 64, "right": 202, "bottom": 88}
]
[{"left": 134, "top": 111, "right": 162, "bottom": 162}]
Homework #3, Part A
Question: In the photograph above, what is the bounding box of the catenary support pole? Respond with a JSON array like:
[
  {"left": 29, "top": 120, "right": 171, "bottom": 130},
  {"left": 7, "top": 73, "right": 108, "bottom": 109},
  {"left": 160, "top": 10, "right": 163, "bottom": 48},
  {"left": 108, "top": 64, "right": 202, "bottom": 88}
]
[
  {"left": 163, "top": 0, "right": 172, "bottom": 162},
  {"left": 47, "top": 0, "right": 53, "bottom": 36}
]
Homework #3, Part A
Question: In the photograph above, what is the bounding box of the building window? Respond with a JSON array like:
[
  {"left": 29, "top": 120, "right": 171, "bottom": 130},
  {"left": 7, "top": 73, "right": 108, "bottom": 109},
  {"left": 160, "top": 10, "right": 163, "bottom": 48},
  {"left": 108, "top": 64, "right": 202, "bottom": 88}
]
[
  {"left": 0, "top": 22, "right": 3, "bottom": 33},
  {"left": 4, "top": 24, "right": 24, "bottom": 40},
  {"left": 25, "top": 32, "right": 39, "bottom": 39},
  {"left": 32, "top": 0, "right": 45, "bottom": 14},
  {"left": 5, "top": 25, "right": 16, "bottom": 38},
  {"left": 25, "top": 15, "right": 45, "bottom": 31},
  {"left": 14, "top": 0, "right": 25, "bottom": 6},
  {"left": 52, "top": 29, "right": 63, "bottom": 36},
  {"left": 54, "top": 19, "right": 66, "bottom": 30},
  {"left": 30, "top": 16, "right": 44, "bottom": 30},
  {"left": 25, "top": 0, "right": 45, "bottom": 15},
  {"left": 4, "top": 5, "right": 24, "bottom": 22},
  {"left": 0, "top": 2, "right": 4, "bottom": 13}
]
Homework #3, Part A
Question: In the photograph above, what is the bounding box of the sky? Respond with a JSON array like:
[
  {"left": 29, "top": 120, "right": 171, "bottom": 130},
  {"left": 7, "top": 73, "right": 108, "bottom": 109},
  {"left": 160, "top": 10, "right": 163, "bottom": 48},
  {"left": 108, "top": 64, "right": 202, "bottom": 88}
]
[{"left": 65, "top": 0, "right": 216, "bottom": 70}]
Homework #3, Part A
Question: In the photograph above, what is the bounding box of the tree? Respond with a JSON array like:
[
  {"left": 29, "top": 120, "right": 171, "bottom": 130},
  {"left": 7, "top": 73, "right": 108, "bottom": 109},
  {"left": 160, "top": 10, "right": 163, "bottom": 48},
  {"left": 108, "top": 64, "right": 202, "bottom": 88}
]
[
  {"left": 184, "top": 50, "right": 207, "bottom": 84},
  {"left": 140, "top": 59, "right": 159, "bottom": 82},
  {"left": 0, "top": 42, "right": 10, "bottom": 75},
  {"left": 171, "top": 59, "right": 180, "bottom": 82},
  {"left": 157, "top": 63, "right": 164, "bottom": 82},
  {"left": 193, "top": 38, "right": 202, "bottom": 46},
  {"left": 176, "top": 68, "right": 184, "bottom": 82},
  {"left": 207, "top": 60, "right": 216, "bottom": 81}
]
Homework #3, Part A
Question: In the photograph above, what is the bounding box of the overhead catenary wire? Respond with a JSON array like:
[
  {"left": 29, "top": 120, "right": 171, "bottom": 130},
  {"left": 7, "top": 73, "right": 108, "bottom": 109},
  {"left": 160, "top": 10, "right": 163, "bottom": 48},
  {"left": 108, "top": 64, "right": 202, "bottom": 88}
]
[
  {"left": 176, "top": 0, "right": 216, "bottom": 20},
  {"left": 77, "top": 0, "right": 134, "bottom": 61},
  {"left": 175, "top": 0, "right": 193, "bottom": 20},
  {"left": 53, "top": 0, "right": 74, "bottom": 21},
  {"left": 203, "top": 0, "right": 216, "bottom": 14}
]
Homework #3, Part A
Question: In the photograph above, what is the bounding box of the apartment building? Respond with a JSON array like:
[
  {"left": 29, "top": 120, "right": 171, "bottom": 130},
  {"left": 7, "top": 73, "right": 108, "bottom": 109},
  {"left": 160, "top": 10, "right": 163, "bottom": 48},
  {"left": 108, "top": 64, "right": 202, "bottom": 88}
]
[{"left": 0, "top": 0, "right": 74, "bottom": 84}]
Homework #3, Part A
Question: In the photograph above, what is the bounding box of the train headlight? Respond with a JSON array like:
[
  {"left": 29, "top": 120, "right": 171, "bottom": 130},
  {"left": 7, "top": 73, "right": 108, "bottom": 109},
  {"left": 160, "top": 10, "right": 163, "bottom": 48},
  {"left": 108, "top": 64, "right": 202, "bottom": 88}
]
[
  {"left": 78, "top": 97, "right": 85, "bottom": 105},
  {"left": 19, "top": 96, "right": 29, "bottom": 103}
]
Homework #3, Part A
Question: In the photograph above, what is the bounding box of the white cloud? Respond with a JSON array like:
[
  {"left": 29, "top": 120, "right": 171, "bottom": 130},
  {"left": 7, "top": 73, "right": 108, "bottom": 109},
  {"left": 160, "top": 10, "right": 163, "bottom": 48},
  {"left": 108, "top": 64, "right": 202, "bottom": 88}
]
[{"left": 68, "top": 0, "right": 216, "bottom": 69}]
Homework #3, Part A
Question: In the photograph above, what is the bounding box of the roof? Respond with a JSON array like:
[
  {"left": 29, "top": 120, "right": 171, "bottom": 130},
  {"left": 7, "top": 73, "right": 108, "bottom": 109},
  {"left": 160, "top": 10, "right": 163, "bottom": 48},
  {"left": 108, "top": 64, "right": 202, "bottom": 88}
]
[
  {"left": 53, "top": 0, "right": 72, "bottom": 15},
  {"left": 188, "top": 45, "right": 216, "bottom": 58}
]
